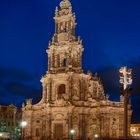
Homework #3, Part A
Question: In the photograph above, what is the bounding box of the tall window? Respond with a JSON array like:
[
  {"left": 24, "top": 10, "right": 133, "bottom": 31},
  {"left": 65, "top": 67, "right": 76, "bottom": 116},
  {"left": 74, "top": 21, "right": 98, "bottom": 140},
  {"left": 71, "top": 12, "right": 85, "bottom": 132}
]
[
  {"left": 63, "top": 59, "right": 67, "bottom": 67},
  {"left": 57, "top": 84, "right": 65, "bottom": 99},
  {"left": 58, "top": 84, "right": 65, "bottom": 94},
  {"left": 36, "top": 128, "right": 40, "bottom": 137}
]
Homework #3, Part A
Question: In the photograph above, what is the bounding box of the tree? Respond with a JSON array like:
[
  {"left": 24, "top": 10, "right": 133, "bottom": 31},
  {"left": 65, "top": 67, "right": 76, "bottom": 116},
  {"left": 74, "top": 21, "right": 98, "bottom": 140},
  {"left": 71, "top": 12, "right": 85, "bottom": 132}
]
[
  {"left": 10, "top": 127, "right": 21, "bottom": 140},
  {"left": 0, "top": 121, "right": 7, "bottom": 132}
]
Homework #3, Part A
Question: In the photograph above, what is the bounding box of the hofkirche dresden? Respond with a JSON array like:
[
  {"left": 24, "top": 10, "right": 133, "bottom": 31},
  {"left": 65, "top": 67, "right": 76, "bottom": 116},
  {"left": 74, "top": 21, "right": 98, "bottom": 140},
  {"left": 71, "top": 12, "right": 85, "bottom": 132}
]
[{"left": 22, "top": 0, "right": 132, "bottom": 139}]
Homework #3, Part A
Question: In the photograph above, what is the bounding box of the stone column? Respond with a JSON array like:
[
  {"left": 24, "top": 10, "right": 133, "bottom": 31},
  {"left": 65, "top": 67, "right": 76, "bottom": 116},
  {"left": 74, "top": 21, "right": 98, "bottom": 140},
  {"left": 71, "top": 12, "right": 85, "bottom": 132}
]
[
  {"left": 48, "top": 114, "right": 52, "bottom": 139},
  {"left": 68, "top": 113, "right": 72, "bottom": 139},
  {"left": 54, "top": 54, "right": 58, "bottom": 68},
  {"left": 58, "top": 23, "right": 60, "bottom": 34},
  {"left": 57, "top": 54, "right": 60, "bottom": 67},
  {"left": 52, "top": 52, "right": 55, "bottom": 68},
  {"left": 42, "top": 119, "right": 46, "bottom": 138},
  {"left": 60, "top": 55, "right": 63, "bottom": 67},
  {"left": 79, "top": 114, "right": 86, "bottom": 140},
  {"left": 119, "top": 114, "right": 123, "bottom": 138},
  {"left": 55, "top": 23, "right": 58, "bottom": 34},
  {"left": 80, "top": 77, "right": 85, "bottom": 101},
  {"left": 48, "top": 53, "right": 50, "bottom": 71},
  {"left": 23, "top": 111, "right": 32, "bottom": 139},
  {"left": 68, "top": 75, "right": 72, "bottom": 100},
  {"left": 47, "top": 79, "right": 52, "bottom": 101}
]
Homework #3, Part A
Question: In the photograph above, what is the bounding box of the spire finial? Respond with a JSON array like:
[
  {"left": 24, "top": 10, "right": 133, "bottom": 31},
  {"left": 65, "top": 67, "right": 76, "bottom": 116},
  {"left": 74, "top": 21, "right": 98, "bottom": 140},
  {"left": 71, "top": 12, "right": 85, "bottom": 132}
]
[{"left": 60, "top": 0, "right": 72, "bottom": 9}]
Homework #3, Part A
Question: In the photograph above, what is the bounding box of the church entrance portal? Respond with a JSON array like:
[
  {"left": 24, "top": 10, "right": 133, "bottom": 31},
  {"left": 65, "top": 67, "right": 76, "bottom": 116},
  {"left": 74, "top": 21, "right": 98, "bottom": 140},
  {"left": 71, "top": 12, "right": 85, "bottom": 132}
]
[{"left": 54, "top": 123, "right": 63, "bottom": 140}]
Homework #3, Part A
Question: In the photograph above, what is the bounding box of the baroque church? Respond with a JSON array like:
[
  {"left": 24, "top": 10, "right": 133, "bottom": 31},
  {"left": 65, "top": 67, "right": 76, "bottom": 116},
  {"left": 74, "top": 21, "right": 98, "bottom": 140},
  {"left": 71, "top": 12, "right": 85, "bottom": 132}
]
[{"left": 22, "top": 0, "right": 132, "bottom": 139}]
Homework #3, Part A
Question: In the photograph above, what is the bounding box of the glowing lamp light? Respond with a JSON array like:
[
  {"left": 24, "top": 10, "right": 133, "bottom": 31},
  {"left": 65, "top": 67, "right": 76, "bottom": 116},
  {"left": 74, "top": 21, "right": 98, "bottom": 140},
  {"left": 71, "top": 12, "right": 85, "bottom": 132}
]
[
  {"left": 20, "top": 121, "right": 27, "bottom": 128},
  {"left": 132, "top": 128, "right": 136, "bottom": 132},
  {"left": 70, "top": 129, "right": 75, "bottom": 136},
  {"left": 94, "top": 134, "right": 99, "bottom": 138},
  {"left": 0, "top": 133, "right": 3, "bottom": 137}
]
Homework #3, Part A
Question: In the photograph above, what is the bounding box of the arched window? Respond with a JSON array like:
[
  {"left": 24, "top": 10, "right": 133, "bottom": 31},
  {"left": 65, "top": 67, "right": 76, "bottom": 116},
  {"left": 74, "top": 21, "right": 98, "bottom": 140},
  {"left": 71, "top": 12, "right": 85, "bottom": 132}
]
[
  {"left": 63, "top": 59, "right": 67, "bottom": 67},
  {"left": 57, "top": 84, "right": 66, "bottom": 99},
  {"left": 58, "top": 84, "right": 65, "bottom": 94}
]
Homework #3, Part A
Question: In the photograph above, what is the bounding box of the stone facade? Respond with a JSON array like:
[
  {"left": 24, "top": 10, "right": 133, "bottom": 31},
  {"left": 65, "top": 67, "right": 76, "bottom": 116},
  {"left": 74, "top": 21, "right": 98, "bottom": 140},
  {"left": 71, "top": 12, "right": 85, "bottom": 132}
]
[
  {"left": 130, "top": 124, "right": 140, "bottom": 138},
  {"left": 0, "top": 104, "right": 20, "bottom": 130},
  {"left": 22, "top": 0, "right": 132, "bottom": 140}
]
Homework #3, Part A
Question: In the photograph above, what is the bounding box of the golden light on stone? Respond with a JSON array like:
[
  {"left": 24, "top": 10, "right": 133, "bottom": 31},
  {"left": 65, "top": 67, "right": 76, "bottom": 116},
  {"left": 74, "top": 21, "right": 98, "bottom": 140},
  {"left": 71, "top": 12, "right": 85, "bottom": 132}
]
[
  {"left": 21, "top": 0, "right": 132, "bottom": 139},
  {"left": 0, "top": 133, "right": 3, "bottom": 137},
  {"left": 20, "top": 121, "right": 27, "bottom": 128}
]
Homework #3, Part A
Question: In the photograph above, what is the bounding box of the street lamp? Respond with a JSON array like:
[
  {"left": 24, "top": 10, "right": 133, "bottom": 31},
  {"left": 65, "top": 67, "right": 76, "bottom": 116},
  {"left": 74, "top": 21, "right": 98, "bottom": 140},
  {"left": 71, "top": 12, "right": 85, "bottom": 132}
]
[
  {"left": 94, "top": 134, "right": 99, "bottom": 139},
  {"left": 20, "top": 121, "right": 27, "bottom": 128},
  {"left": 0, "top": 132, "right": 3, "bottom": 137},
  {"left": 69, "top": 129, "right": 75, "bottom": 140},
  {"left": 119, "top": 66, "right": 132, "bottom": 139},
  {"left": 119, "top": 67, "right": 132, "bottom": 90},
  {"left": 20, "top": 121, "right": 27, "bottom": 140}
]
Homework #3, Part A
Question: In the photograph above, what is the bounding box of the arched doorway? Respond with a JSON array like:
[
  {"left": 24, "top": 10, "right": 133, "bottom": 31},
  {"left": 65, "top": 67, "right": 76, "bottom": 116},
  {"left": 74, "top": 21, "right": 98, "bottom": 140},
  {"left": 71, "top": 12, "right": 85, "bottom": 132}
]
[{"left": 54, "top": 123, "right": 63, "bottom": 140}]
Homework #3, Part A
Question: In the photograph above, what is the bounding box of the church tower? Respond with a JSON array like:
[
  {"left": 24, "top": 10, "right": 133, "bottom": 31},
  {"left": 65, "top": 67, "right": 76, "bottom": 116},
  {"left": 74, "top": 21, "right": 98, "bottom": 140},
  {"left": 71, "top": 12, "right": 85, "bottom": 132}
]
[
  {"left": 47, "top": 0, "right": 83, "bottom": 74},
  {"left": 22, "top": 1, "right": 132, "bottom": 140},
  {"left": 40, "top": 0, "right": 105, "bottom": 104}
]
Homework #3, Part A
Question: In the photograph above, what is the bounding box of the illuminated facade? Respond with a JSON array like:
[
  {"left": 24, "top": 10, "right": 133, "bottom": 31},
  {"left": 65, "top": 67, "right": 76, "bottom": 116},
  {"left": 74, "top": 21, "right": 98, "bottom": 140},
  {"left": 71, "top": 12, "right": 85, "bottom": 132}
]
[
  {"left": 0, "top": 104, "right": 21, "bottom": 140},
  {"left": 130, "top": 124, "right": 140, "bottom": 138},
  {"left": 22, "top": 0, "right": 132, "bottom": 139},
  {"left": 0, "top": 105, "right": 18, "bottom": 129}
]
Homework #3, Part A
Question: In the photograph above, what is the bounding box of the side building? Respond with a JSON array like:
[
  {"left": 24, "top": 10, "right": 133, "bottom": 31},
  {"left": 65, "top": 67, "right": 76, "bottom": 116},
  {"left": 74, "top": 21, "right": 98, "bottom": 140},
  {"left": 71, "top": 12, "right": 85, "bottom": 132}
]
[
  {"left": 0, "top": 105, "right": 21, "bottom": 136},
  {"left": 22, "top": 0, "right": 132, "bottom": 140},
  {"left": 130, "top": 124, "right": 140, "bottom": 138}
]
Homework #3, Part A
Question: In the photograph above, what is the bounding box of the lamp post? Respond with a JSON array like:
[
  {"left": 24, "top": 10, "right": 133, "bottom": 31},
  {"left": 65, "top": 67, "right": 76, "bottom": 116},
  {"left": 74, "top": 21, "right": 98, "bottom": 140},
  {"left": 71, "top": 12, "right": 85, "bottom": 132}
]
[
  {"left": 0, "top": 132, "right": 3, "bottom": 137},
  {"left": 119, "top": 66, "right": 132, "bottom": 139},
  {"left": 13, "top": 107, "right": 17, "bottom": 130},
  {"left": 94, "top": 134, "right": 99, "bottom": 140},
  {"left": 69, "top": 129, "right": 75, "bottom": 140},
  {"left": 20, "top": 121, "right": 27, "bottom": 140}
]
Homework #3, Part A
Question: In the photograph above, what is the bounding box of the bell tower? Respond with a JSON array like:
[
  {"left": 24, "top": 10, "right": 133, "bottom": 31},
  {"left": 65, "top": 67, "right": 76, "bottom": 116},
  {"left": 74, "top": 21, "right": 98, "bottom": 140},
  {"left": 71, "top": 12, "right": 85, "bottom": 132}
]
[
  {"left": 22, "top": 1, "right": 132, "bottom": 140},
  {"left": 47, "top": 0, "right": 84, "bottom": 74}
]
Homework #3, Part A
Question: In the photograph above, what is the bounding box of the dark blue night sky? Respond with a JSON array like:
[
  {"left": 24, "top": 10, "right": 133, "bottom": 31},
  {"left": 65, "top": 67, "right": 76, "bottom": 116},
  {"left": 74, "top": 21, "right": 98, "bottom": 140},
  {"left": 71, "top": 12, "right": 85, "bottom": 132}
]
[{"left": 0, "top": 0, "right": 140, "bottom": 123}]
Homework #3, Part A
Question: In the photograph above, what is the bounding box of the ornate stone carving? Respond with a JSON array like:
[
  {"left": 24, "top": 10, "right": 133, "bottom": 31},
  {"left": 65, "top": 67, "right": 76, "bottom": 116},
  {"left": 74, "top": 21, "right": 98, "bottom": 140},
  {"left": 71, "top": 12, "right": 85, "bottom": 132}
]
[
  {"left": 22, "top": 0, "right": 132, "bottom": 139},
  {"left": 72, "top": 83, "right": 80, "bottom": 100}
]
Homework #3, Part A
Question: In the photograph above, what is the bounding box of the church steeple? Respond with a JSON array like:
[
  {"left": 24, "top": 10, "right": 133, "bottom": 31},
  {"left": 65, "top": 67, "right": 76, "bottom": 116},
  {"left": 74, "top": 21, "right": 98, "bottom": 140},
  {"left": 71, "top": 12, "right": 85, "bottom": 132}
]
[
  {"left": 54, "top": 0, "right": 76, "bottom": 42},
  {"left": 59, "top": 0, "right": 72, "bottom": 10},
  {"left": 46, "top": 0, "right": 83, "bottom": 74}
]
